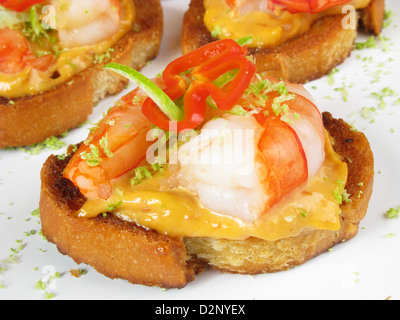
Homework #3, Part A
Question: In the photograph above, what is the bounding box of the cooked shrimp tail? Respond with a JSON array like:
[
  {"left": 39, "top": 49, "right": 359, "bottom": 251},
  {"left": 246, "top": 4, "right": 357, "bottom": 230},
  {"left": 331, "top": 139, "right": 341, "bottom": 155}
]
[
  {"left": 63, "top": 86, "right": 153, "bottom": 200},
  {"left": 51, "top": 0, "right": 121, "bottom": 48}
]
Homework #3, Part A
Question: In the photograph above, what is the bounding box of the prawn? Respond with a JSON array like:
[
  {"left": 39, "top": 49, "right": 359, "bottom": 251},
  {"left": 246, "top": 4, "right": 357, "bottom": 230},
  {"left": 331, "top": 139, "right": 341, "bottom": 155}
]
[
  {"left": 63, "top": 83, "right": 157, "bottom": 200},
  {"left": 51, "top": 0, "right": 120, "bottom": 48},
  {"left": 226, "top": 0, "right": 352, "bottom": 14},
  {"left": 64, "top": 74, "right": 325, "bottom": 222},
  {"left": 177, "top": 76, "right": 325, "bottom": 222},
  {"left": 64, "top": 73, "right": 325, "bottom": 222}
]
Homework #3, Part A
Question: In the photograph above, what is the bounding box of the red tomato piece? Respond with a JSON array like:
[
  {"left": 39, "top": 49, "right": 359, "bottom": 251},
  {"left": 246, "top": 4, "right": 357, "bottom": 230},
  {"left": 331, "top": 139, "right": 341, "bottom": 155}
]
[{"left": 0, "top": 28, "right": 53, "bottom": 74}]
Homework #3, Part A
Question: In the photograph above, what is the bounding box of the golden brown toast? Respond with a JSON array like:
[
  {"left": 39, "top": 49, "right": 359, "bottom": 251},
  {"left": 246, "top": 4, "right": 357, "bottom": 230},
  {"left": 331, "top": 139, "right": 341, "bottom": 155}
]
[
  {"left": 0, "top": 0, "right": 163, "bottom": 149},
  {"left": 181, "top": 0, "right": 385, "bottom": 84},
  {"left": 39, "top": 112, "right": 374, "bottom": 288}
]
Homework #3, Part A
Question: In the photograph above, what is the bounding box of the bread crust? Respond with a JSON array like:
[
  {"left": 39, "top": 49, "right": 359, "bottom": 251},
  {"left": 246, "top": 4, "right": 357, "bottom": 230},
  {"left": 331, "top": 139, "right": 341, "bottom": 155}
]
[
  {"left": 39, "top": 146, "right": 202, "bottom": 289},
  {"left": 39, "top": 113, "right": 374, "bottom": 288},
  {"left": 0, "top": 0, "right": 163, "bottom": 149},
  {"left": 181, "top": 0, "right": 384, "bottom": 84}
]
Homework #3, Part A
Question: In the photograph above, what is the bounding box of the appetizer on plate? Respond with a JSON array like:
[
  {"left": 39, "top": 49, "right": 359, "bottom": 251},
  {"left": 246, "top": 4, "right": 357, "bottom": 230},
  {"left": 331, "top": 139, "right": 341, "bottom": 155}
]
[
  {"left": 39, "top": 39, "right": 374, "bottom": 289},
  {"left": 182, "top": 0, "right": 385, "bottom": 83},
  {"left": 0, "top": 0, "right": 163, "bottom": 148}
]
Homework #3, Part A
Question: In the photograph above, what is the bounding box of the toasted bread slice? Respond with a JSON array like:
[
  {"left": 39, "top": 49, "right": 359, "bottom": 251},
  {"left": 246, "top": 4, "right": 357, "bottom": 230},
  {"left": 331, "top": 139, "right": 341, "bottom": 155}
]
[
  {"left": 39, "top": 143, "right": 203, "bottom": 289},
  {"left": 0, "top": 0, "right": 163, "bottom": 149},
  {"left": 181, "top": 0, "right": 384, "bottom": 84},
  {"left": 39, "top": 112, "right": 374, "bottom": 288}
]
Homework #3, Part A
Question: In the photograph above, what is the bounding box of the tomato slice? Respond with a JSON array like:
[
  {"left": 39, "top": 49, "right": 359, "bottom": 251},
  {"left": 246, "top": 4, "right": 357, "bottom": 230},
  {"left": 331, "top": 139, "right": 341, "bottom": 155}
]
[
  {"left": 0, "top": 0, "right": 47, "bottom": 12},
  {"left": 0, "top": 28, "right": 29, "bottom": 73},
  {"left": 0, "top": 28, "right": 53, "bottom": 74}
]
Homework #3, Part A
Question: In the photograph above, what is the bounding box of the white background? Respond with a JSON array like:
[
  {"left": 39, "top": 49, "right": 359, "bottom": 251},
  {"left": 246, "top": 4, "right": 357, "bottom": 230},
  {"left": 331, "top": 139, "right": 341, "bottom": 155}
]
[{"left": 0, "top": 0, "right": 399, "bottom": 300}]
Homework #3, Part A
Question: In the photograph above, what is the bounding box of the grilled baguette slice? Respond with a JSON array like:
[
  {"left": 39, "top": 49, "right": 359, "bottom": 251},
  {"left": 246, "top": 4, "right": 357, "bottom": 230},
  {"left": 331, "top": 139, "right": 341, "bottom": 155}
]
[
  {"left": 181, "top": 0, "right": 384, "bottom": 84},
  {"left": 0, "top": 0, "right": 163, "bottom": 149},
  {"left": 39, "top": 112, "right": 374, "bottom": 288}
]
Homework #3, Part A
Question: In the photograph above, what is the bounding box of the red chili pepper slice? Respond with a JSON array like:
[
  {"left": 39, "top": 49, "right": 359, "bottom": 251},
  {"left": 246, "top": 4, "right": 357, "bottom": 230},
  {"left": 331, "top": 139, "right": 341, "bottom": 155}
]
[
  {"left": 270, "top": 0, "right": 351, "bottom": 14},
  {"left": 0, "top": 0, "right": 46, "bottom": 12},
  {"left": 141, "top": 39, "right": 256, "bottom": 132}
]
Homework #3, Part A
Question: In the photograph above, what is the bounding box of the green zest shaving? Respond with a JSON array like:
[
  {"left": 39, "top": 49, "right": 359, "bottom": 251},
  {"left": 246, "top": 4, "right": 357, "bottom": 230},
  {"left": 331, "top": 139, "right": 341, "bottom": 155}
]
[
  {"left": 130, "top": 161, "right": 167, "bottom": 186},
  {"left": 22, "top": 5, "right": 55, "bottom": 45},
  {"left": 386, "top": 207, "right": 400, "bottom": 219},
  {"left": 99, "top": 134, "right": 114, "bottom": 158},
  {"left": 211, "top": 25, "right": 223, "bottom": 38},
  {"left": 236, "top": 36, "right": 253, "bottom": 47},
  {"left": 355, "top": 36, "right": 378, "bottom": 50},
  {"left": 104, "top": 63, "right": 184, "bottom": 122},
  {"left": 80, "top": 144, "right": 102, "bottom": 167},
  {"left": 130, "top": 167, "right": 153, "bottom": 185},
  {"left": 333, "top": 179, "right": 352, "bottom": 205}
]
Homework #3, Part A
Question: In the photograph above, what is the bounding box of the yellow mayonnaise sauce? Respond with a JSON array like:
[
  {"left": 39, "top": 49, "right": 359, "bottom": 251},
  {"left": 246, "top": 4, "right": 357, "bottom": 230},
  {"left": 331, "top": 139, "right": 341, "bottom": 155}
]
[
  {"left": 204, "top": 0, "right": 372, "bottom": 48},
  {"left": 0, "top": 0, "right": 135, "bottom": 98},
  {"left": 77, "top": 130, "right": 348, "bottom": 242}
]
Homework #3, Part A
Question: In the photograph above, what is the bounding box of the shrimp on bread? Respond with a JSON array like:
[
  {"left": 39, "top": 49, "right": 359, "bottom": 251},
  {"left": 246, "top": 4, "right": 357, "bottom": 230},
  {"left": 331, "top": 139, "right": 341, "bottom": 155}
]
[
  {"left": 51, "top": 0, "right": 122, "bottom": 48},
  {"left": 0, "top": 0, "right": 163, "bottom": 148},
  {"left": 39, "top": 39, "right": 374, "bottom": 288},
  {"left": 182, "top": 0, "right": 385, "bottom": 83}
]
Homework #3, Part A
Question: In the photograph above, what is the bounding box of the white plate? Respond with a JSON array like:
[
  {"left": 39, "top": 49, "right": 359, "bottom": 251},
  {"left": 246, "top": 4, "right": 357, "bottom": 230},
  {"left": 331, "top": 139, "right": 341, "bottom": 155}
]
[{"left": 1, "top": 0, "right": 400, "bottom": 300}]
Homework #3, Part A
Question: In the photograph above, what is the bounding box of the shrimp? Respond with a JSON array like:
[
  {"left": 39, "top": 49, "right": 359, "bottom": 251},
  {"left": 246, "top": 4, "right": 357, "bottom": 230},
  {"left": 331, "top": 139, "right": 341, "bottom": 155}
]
[
  {"left": 64, "top": 73, "right": 325, "bottom": 222},
  {"left": 51, "top": 0, "right": 120, "bottom": 48},
  {"left": 177, "top": 76, "right": 325, "bottom": 222},
  {"left": 226, "top": 0, "right": 351, "bottom": 14},
  {"left": 63, "top": 83, "right": 156, "bottom": 200}
]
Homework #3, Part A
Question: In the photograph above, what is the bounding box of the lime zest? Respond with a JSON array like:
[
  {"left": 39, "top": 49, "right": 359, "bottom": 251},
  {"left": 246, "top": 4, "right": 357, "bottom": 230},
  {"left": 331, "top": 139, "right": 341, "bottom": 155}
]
[
  {"left": 104, "top": 63, "right": 184, "bottom": 121},
  {"left": 236, "top": 36, "right": 253, "bottom": 47}
]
